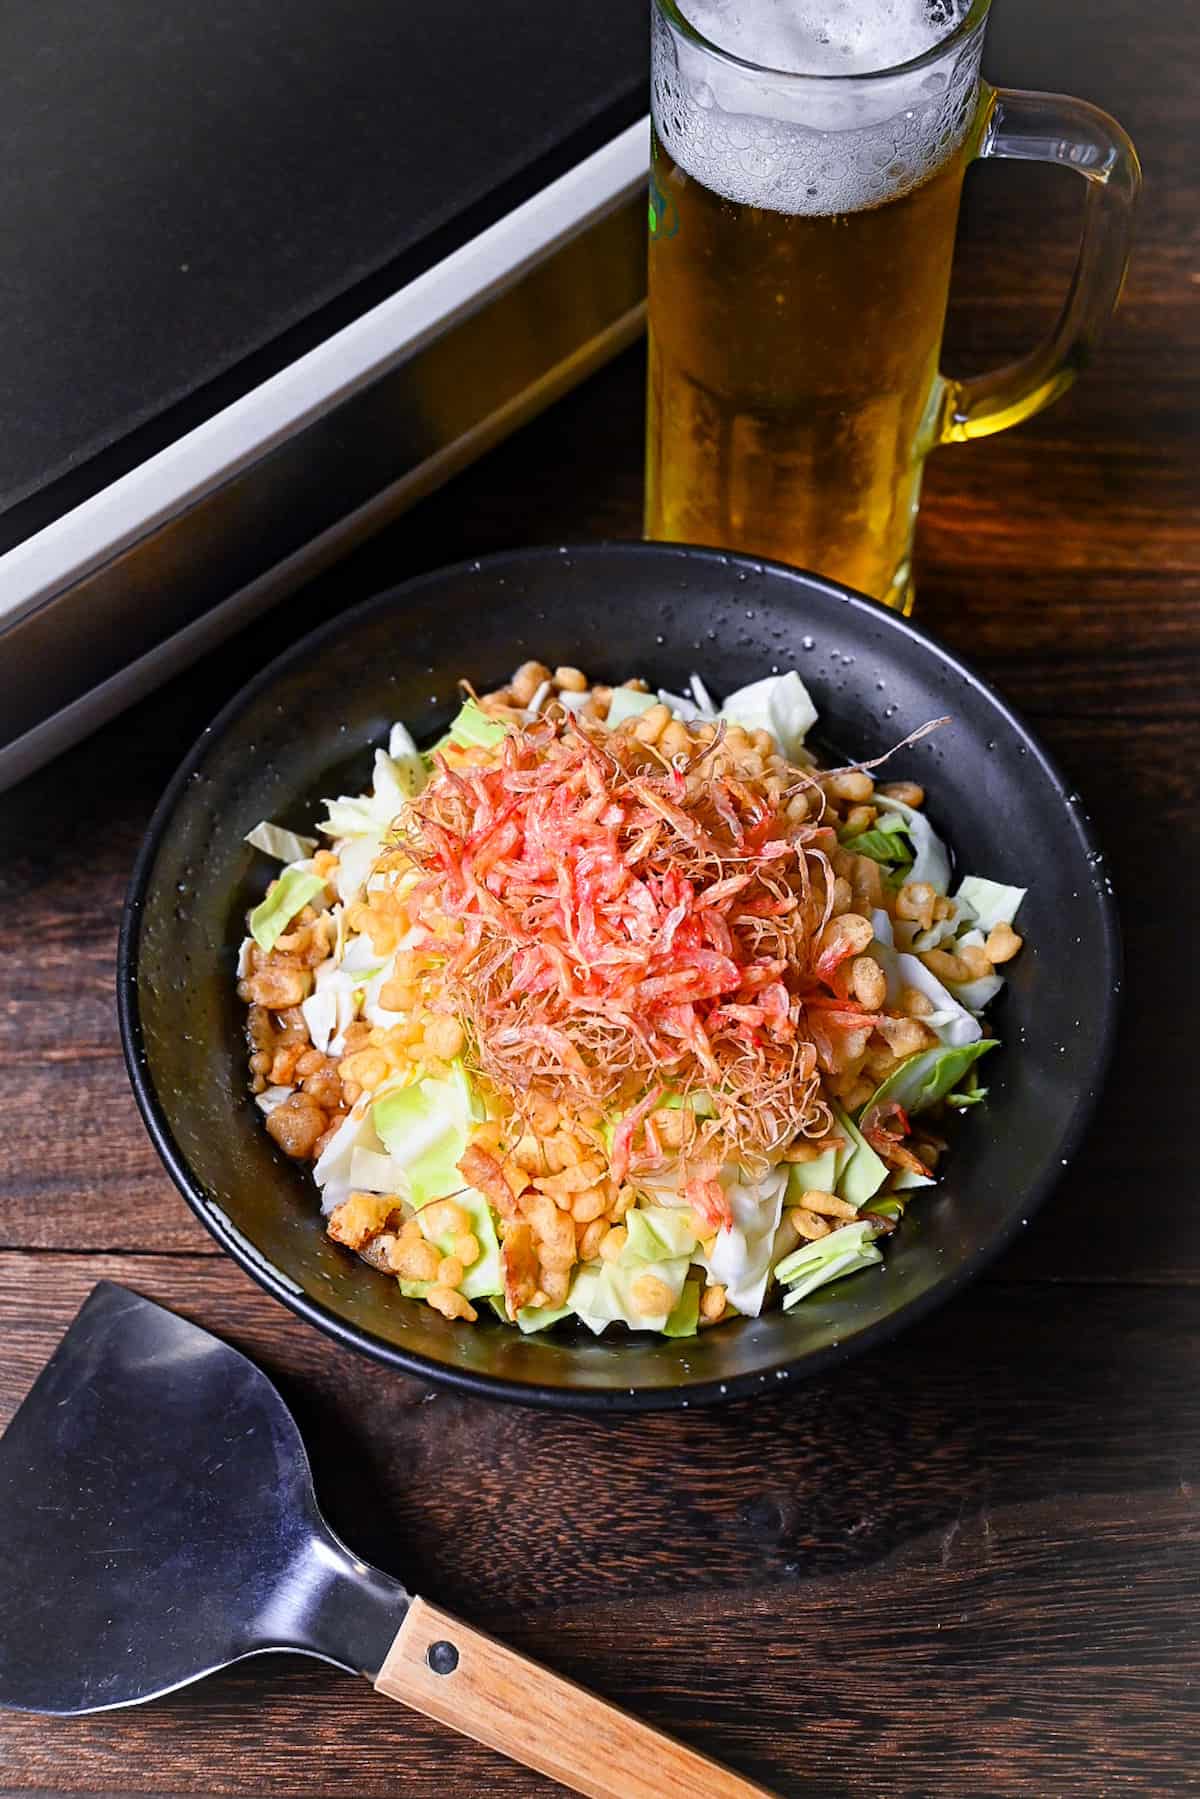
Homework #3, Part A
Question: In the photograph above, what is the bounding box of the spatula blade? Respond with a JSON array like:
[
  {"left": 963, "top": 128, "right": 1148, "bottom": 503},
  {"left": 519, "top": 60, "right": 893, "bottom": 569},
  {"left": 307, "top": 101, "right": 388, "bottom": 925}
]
[{"left": 0, "top": 1283, "right": 409, "bottom": 1713}]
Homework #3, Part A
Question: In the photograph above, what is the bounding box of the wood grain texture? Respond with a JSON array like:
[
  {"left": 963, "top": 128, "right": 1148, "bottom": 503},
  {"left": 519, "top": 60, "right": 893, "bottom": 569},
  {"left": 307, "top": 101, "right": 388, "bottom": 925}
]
[
  {"left": 0, "top": 0, "right": 1196, "bottom": 1792},
  {"left": 376, "top": 1597, "right": 775, "bottom": 1798},
  {"left": 0, "top": 1254, "right": 1197, "bottom": 1796}
]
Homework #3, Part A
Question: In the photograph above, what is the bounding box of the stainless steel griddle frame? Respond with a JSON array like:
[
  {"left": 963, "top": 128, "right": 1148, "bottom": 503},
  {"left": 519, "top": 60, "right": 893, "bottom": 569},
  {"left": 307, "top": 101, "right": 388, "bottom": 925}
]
[{"left": 0, "top": 117, "right": 650, "bottom": 791}]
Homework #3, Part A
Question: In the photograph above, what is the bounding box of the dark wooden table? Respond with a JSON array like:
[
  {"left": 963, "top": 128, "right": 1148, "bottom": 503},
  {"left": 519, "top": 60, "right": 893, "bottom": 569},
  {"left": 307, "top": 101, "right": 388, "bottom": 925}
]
[{"left": 1, "top": 2, "right": 1196, "bottom": 1794}]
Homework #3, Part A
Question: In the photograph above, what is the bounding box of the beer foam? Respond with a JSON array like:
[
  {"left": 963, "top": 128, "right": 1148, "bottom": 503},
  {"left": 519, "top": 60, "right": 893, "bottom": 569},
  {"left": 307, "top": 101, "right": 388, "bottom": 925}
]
[
  {"left": 678, "top": 0, "right": 966, "bottom": 78},
  {"left": 653, "top": 0, "right": 982, "bottom": 215}
]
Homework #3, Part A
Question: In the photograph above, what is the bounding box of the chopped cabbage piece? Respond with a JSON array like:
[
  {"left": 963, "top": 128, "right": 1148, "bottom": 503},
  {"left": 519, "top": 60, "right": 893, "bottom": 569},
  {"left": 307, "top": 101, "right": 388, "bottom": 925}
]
[
  {"left": 301, "top": 959, "right": 365, "bottom": 1055},
  {"left": 869, "top": 918, "right": 983, "bottom": 1048},
  {"left": 690, "top": 673, "right": 716, "bottom": 714},
  {"left": 872, "top": 797, "right": 950, "bottom": 894},
  {"left": 312, "top": 1102, "right": 385, "bottom": 1214},
  {"left": 254, "top": 1085, "right": 293, "bottom": 1115},
  {"left": 892, "top": 1167, "right": 936, "bottom": 1191},
  {"left": 663, "top": 1281, "right": 701, "bottom": 1337},
  {"left": 318, "top": 735, "right": 424, "bottom": 852},
  {"left": 945, "top": 1064, "right": 989, "bottom": 1110},
  {"left": 859, "top": 1041, "right": 998, "bottom": 1125},
  {"left": 661, "top": 1089, "right": 717, "bottom": 1117},
  {"left": 388, "top": 719, "right": 421, "bottom": 763},
  {"left": 372, "top": 1063, "right": 481, "bottom": 1207},
  {"left": 895, "top": 952, "right": 983, "bottom": 1047},
  {"left": 332, "top": 833, "right": 383, "bottom": 906},
  {"left": 623, "top": 1207, "right": 699, "bottom": 1263},
  {"left": 950, "top": 972, "right": 1006, "bottom": 1013},
  {"left": 569, "top": 1254, "right": 691, "bottom": 1334},
  {"left": 775, "top": 1220, "right": 884, "bottom": 1308},
  {"left": 525, "top": 678, "right": 554, "bottom": 719},
  {"left": 248, "top": 867, "right": 326, "bottom": 952},
  {"left": 719, "top": 671, "right": 817, "bottom": 760},
  {"left": 842, "top": 821, "right": 915, "bottom": 872},
  {"left": 414, "top": 1186, "right": 502, "bottom": 1301},
  {"left": 657, "top": 686, "right": 710, "bottom": 722},
  {"left": 786, "top": 1144, "right": 843, "bottom": 1198},
  {"left": 605, "top": 687, "right": 658, "bottom": 729},
  {"left": 347, "top": 1147, "right": 402, "bottom": 1194},
  {"left": 864, "top": 1195, "right": 906, "bottom": 1221},
  {"left": 872, "top": 910, "right": 980, "bottom": 1045},
  {"left": 245, "top": 821, "right": 318, "bottom": 863},
  {"left": 448, "top": 700, "right": 507, "bottom": 748},
  {"left": 955, "top": 875, "right": 1026, "bottom": 932},
  {"left": 697, "top": 1168, "right": 788, "bottom": 1316},
  {"left": 910, "top": 894, "right": 976, "bottom": 953},
  {"left": 830, "top": 1105, "right": 890, "bottom": 1208},
  {"left": 370, "top": 747, "right": 421, "bottom": 819},
  {"left": 515, "top": 1303, "right": 572, "bottom": 1333}
]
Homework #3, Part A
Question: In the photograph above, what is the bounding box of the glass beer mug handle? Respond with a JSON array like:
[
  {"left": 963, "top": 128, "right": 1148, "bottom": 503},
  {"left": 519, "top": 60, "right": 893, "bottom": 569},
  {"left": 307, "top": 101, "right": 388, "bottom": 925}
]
[{"left": 939, "top": 87, "right": 1142, "bottom": 443}]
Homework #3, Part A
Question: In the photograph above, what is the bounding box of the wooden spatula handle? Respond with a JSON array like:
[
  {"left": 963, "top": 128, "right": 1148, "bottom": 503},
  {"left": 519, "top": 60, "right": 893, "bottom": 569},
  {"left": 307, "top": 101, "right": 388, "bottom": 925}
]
[{"left": 374, "top": 1595, "right": 775, "bottom": 1798}]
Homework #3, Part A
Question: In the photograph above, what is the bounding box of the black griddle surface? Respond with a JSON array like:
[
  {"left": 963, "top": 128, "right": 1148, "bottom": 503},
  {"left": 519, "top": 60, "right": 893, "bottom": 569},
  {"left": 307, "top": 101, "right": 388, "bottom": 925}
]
[{"left": 0, "top": 0, "right": 645, "bottom": 547}]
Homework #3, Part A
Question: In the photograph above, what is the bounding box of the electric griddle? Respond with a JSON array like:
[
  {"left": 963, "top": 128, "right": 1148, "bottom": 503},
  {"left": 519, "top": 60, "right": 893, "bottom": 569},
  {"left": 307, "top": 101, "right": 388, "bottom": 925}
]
[{"left": 0, "top": 0, "right": 648, "bottom": 787}]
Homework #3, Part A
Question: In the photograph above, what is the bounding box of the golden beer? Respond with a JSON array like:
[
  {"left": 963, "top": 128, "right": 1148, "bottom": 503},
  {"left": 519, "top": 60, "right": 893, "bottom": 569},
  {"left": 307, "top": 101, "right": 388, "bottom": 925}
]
[
  {"left": 646, "top": 123, "right": 975, "bottom": 608},
  {"left": 644, "top": 0, "right": 989, "bottom": 609},
  {"left": 645, "top": 0, "right": 1140, "bottom": 609}
]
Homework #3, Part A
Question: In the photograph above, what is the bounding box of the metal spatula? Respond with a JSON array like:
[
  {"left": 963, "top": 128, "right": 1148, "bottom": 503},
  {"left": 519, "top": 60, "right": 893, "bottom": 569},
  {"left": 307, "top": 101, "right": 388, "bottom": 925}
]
[{"left": 0, "top": 1283, "right": 771, "bottom": 1798}]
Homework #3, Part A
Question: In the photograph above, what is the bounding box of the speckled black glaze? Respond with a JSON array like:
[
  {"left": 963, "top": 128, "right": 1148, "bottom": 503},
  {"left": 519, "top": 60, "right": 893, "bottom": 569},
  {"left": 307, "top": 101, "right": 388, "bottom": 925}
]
[{"left": 117, "top": 544, "right": 1119, "bottom": 1410}]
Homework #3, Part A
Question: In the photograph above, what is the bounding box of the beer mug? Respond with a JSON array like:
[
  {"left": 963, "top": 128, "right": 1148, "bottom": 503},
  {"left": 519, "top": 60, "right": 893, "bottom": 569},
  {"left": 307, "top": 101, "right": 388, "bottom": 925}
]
[{"left": 644, "top": 0, "right": 1140, "bottom": 610}]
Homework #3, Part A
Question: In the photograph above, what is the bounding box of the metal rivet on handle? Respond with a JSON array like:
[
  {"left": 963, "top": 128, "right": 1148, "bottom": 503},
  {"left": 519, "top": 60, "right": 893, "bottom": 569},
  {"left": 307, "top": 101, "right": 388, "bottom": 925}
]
[{"left": 427, "top": 1640, "right": 460, "bottom": 1676}]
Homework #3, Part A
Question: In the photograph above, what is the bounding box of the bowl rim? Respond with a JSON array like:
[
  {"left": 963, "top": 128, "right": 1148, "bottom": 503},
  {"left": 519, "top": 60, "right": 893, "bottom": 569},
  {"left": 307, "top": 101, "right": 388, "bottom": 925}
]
[{"left": 117, "top": 540, "right": 1121, "bottom": 1410}]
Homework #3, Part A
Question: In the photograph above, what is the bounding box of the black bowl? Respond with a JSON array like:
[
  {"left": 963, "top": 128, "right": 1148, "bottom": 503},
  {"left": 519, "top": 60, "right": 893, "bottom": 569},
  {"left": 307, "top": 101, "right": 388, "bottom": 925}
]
[{"left": 118, "top": 543, "right": 1118, "bottom": 1410}]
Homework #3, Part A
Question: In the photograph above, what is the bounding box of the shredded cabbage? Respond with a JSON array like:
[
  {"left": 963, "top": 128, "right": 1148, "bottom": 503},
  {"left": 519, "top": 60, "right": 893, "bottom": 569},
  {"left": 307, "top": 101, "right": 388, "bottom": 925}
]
[
  {"left": 697, "top": 1168, "right": 788, "bottom": 1316},
  {"left": 569, "top": 1252, "right": 692, "bottom": 1334},
  {"left": 859, "top": 1041, "right": 998, "bottom": 1125},
  {"left": 248, "top": 866, "right": 326, "bottom": 952},
  {"left": 244, "top": 821, "right": 318, "bottom": 863},
  {"left": 719, "top": 671, "right": 818, "bottom": 760},
  {"left": 663, "top": 1281, "right": 701, "bottom": 1337},
  {"left": 254, "top": 1085, "right": 293, "bottom": 1115},
  {"left": 312, "top": 1103, "right": 385, "bottom": 1214},
  {"left": 910, "top": 894, "right": 976, "bottom": 953},
  {"left": 690, "top": 673, "right": 716, "bottom": 714},
  {"left": 955, "top": 875, "right": 1026, "bottom": 932},
  {"left": 775, "top": 1220, "right": 884, "bottom": 1308},
  {"left": 869, "top": 917, "right": 983, "bottom": 1049},
  {"left": 872, "top": 797, "right": 951, "bottom": 894},
  {"left": 515, "top": 1302, "right": 572, "bottom": 1333},
  {"left": 623, "top": 1206, "right": 699, "bottom": 1263},
  {"left": 605, "top": 687, "right": 658, "bottom": 729},
  {"left": 830, "top": 1105, "right": 890, "bottom": 1208},
  {"left": 372, "top": 1064, "right": 481, "bottom": 1207},
  {"left": 347, "top": 1146, "right": 401, "bottom": 1193},
  {"left": 842, "top": 820, "right": 915, "bottom": 872},
  {"left": 398, "top": 1186, "right": 502, "bottom": 1302},
  {"left": 301, "top": 957, "right": 365, "bottom": 1055},
  {"left": 448, "top": 700, "right": 507, "bottom": 749},
  {"left": 786, "top": 1144, "right": 842, "bottom": 1197}
]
